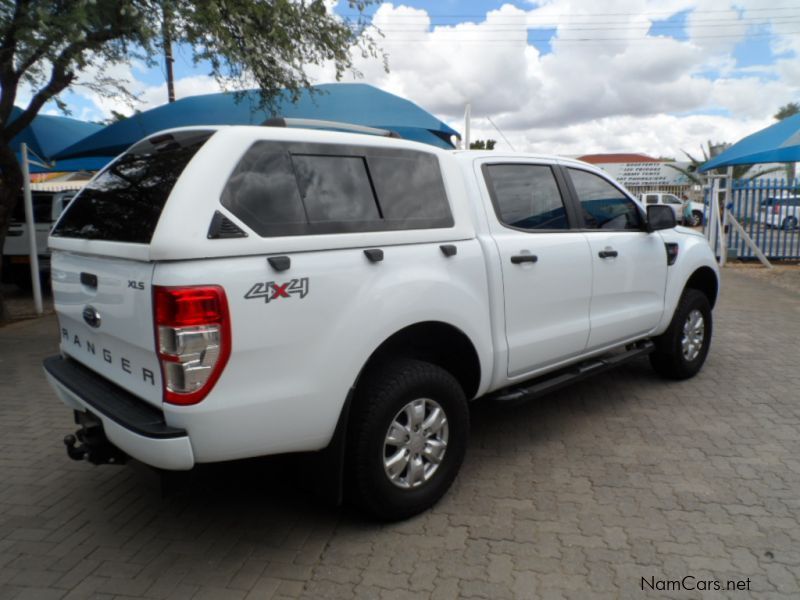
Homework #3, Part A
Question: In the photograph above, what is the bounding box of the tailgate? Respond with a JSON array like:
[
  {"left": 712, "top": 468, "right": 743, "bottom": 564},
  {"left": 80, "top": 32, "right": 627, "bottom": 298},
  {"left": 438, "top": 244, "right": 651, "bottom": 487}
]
[{"left": 51, "top": 250, "right": 162, "bottom": 407}]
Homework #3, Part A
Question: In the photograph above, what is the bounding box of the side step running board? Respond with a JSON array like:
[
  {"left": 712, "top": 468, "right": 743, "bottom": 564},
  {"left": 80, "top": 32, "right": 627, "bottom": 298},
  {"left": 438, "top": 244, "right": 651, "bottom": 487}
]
[{"left": 488, "top": 340, "right": 655, "bottom": 405}]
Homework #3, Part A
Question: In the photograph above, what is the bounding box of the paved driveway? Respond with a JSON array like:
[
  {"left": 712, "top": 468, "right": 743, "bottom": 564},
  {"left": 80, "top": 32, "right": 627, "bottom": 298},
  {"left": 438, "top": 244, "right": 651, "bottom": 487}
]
[{"left": 1, "top": 269, "right": 798, "bottom": 599}]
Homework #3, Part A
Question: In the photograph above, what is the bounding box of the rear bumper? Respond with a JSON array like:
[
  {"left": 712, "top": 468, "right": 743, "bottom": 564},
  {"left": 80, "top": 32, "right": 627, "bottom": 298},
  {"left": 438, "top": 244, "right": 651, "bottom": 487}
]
[{"left": 43, "top": 355, "right": 195, "bottom": 470}]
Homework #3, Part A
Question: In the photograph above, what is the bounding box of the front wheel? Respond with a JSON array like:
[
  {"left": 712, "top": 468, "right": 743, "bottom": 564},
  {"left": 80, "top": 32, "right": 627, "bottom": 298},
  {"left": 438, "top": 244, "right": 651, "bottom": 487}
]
[
  {"left": 650, "top": 289, "right": 712, "bottom": 380},
  {"left": 347, "top": 359, "right": 469, "bottom": 521},
  {"left": 782, "top": 216, "right": 798, "bottom": 230},
  {"left": 688, "top": 210, "right": 704, "bottom": 227}
]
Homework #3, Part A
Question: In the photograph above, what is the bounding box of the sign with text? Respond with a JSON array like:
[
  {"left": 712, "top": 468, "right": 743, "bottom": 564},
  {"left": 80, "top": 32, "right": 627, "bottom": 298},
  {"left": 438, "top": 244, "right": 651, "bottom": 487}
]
[{"left": 595, "top": 162, "right": 692, "bottom": 187}]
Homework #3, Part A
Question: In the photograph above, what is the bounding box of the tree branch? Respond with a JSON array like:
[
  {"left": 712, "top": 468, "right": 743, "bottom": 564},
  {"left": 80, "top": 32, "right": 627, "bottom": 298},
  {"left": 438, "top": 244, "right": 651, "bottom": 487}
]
[{"left": 1, "top": 28, "right": 119, "bottom": 143}]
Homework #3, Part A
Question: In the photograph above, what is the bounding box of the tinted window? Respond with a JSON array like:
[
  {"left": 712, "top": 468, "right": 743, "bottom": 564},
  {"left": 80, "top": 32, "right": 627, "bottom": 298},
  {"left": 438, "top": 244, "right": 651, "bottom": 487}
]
[
  {"left": 368, "top": 153, "right": 451, "bottom": 224},
  {"left": 485, "top": 164, "right": 569, "bottom": 230},
  {"left": 292, "top": 155, "right": 379, "bottom": 222},
  {"left": 645, "top": 195, "right": 658, "bottom": 204},
  {"left": 11, "top": 193, "right": 52, "bottom": 223},
  {"left": 220, "top": 146, "right": 306, "bottom": 236},
  {"left": 568, "top": 168, "right": 643, "bottom": 230},
  {"left": 53, "top": 134, "right": 211, "bottom": 243},
  {"left": 220, "top": 142, "right": 454, "bottom": 236}
]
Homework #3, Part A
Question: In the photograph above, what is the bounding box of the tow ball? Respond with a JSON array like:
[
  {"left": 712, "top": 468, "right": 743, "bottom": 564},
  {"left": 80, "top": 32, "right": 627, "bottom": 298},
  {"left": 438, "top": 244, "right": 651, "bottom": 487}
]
[{"left": 63, "top": 411, "right": 128, "bottom": 466}]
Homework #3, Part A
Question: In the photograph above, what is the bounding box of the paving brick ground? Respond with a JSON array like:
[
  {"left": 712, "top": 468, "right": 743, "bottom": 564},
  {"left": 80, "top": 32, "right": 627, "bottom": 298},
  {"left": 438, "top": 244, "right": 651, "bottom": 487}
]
[{"left": 1, "top": 268, "right": 798, "bottom": 599}]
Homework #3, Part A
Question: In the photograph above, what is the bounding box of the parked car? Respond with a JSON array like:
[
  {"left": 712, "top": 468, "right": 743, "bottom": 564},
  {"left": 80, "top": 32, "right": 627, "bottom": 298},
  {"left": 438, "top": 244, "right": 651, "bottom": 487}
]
[
  {"left": 640, "top": 191, "right": 683, "bottom": 218},
  {"left": 2, "top": 188, "right": 78, "bottom": 289},
  {"left": 759, "top": 195, "right": 800, "bottom": 230},
  {"left": 682, "top": 199, "right": 706, "bottom": 227},
  {"left": 43, "top": 124, "right": 719, "bottom": 520},
  {"left": 639, "top": 192, "right": 704, "bottom": 226}
]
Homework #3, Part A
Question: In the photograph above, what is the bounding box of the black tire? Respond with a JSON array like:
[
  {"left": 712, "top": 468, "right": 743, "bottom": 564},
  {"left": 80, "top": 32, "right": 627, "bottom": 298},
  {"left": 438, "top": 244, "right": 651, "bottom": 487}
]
[
  {"left": 649, "top": 289, "right": 712, "bottom": 380},
  {"left": 347, "top": 359, "right": 468, "bottom": 521},
  {"left": 690, "top": 211, "right": 704, "bottom": 227},
  {"left": 782, "top": 216, "right": 798, "bottom": 230}
]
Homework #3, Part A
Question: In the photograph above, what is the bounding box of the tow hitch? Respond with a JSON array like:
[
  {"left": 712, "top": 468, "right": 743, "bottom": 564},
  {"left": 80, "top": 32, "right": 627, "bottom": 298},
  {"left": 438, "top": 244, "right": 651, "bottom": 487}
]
[{"left": 63, "top": 411, "right": 128, "bottom": 465}]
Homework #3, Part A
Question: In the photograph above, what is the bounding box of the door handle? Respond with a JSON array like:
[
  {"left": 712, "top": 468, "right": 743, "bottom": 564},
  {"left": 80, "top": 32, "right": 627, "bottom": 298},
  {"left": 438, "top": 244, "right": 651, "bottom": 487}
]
[
  {"left": 598, "top": 249, "right": 618, "bottom": 259},
  {"left": 510, "top": 254, "right": 538, "bottom": 264}
]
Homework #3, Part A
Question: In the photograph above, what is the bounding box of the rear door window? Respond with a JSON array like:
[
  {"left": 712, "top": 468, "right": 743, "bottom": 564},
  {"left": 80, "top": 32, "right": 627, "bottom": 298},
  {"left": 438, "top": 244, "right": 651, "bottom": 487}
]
[
  {"left": 52, "top": 132, "right": 212, "bottom": 243},
  {"left": 483, "top": 164, "right": 570, "bottom": 230},
  {"left": 220, "top": 142, "right": 453, "bottom": 236}
]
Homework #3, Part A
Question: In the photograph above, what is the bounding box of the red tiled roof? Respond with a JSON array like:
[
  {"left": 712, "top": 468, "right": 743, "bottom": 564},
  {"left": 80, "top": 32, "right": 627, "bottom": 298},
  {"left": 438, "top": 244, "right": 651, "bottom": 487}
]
[{"left": 577, "top": 153, "right": 661, "bottom": 164}]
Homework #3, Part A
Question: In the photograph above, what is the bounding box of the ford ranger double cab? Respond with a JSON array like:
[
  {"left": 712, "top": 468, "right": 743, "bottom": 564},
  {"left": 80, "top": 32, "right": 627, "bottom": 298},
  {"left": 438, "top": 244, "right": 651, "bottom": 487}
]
[{"left": 43, "top": 123, "right": 719, "bottom": 520}]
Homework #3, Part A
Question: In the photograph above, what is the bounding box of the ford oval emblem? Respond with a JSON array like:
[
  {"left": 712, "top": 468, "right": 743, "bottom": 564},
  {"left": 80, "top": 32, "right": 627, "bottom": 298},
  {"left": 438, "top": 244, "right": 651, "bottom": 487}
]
[{"left": 82, "top": 305, "right": 101, "bottom": 329}]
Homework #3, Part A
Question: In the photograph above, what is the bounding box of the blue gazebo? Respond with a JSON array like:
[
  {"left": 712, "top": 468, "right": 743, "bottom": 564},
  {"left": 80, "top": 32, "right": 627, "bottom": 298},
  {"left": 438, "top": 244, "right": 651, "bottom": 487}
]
[
  {"left": 700, "top": 113, "right": 800, "bottom": 172},
  {"left": 7, "top": 107, "right": 108, "bottom": 173},
  {"left": 55, "top": 83, "right": 460, "bottom": 161}
]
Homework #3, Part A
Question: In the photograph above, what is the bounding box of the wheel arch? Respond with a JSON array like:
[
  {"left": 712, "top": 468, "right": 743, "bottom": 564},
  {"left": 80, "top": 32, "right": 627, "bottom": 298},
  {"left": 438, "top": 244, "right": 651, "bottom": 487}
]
[
  {"left": 684, "top": 266, "right": 719, "bottom": 309},
  {"left": 358, "top": 321, "right": 482, "bottom": 401}
]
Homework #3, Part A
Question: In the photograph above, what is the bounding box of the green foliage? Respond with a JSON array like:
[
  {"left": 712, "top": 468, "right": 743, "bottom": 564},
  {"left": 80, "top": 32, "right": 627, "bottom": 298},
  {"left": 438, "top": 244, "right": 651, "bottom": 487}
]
[
  {"left": 0, "top": 0, "right": 383, "bottom": 321},
  {"left": 774, "top": 102, "right": 800, "bottom": 121},
  {"left": 666, "top": 140, "right": 785, "bottom": 186},
  {"left": 773, "top": 103, "right": 799, "bottom": 181},
  {"left": 101, "top": 109, "right": 139, "bottom": 125},
  {"left": 469, "top": 139, "right": 496, "bottom": 150}
]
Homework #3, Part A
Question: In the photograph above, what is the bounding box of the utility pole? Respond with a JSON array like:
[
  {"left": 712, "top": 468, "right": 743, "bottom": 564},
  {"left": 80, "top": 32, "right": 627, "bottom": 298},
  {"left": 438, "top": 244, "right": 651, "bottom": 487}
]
[{"left": 163, "top": 3, "right": 176, "bottom": 103}]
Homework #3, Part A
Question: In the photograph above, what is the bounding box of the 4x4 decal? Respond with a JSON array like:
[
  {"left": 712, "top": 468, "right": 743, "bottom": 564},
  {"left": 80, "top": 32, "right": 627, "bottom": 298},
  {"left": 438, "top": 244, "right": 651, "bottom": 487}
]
[{"left": 245, "top": 278, "right": 309, "bottom": 304}]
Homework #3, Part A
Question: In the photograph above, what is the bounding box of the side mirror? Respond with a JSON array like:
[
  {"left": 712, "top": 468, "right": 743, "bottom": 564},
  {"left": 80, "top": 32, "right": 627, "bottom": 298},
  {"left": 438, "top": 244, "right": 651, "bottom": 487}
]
[{"left": 647, "top": 204, "right": 676, "bottom": 231}]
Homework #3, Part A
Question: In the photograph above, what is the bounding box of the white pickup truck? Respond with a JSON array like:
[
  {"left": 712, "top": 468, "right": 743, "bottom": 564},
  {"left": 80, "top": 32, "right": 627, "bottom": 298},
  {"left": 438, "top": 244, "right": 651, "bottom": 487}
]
[
  {"left": 43, "top": 124, "right": 719, "bottom": 520},
  {"left": 639, "top": 191, "right": 705, "bottom": 227}
]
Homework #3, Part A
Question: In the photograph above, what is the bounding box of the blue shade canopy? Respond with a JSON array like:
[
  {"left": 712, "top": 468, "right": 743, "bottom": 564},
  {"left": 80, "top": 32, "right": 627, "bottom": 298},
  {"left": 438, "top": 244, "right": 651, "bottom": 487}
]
[
  {"left": 25, "top": 156, "right": 114, "bottom": 174},
  {"left": 55, "top": 83, "right": 460, "bottom": 160},
  {"left": 8, "top": 106, "right": 102, "bottom": 160},
  {"left": 700, "top": 113, "right": 800, "bottom": 172}
]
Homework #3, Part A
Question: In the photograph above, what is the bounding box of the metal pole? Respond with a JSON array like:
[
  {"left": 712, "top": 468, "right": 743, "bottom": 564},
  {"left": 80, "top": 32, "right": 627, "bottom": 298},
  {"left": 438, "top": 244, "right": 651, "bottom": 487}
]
[
  {"left": 726, "top": 212, "right": 772, "bottom": 269},
  {"left": 464, "top": 103, "right": 471, "bottom": 149},
  {"left": 719, "top": 166, "right": 733, "bottom": 267},
  {"left": 163, "top": 3, "right": 176, "bottom": 103},
  {"left": 708, "top": 177, "right": 718, "bottom": 248},
  {"left": 21, "top": 143, "right": 43, "bottom": 315}
]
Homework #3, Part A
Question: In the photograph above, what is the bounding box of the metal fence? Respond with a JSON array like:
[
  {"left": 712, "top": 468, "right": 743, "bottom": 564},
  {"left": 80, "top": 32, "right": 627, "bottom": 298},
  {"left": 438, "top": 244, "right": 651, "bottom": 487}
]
[{"left": 705, "top": 178, "right": 800, "bottom": 261}]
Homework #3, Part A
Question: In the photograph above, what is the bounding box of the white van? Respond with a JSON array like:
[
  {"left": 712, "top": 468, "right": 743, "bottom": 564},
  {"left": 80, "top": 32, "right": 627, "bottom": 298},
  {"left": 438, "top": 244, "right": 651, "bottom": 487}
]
[{"left": 2, "top": 183, "right": 85, "bottom": 288}]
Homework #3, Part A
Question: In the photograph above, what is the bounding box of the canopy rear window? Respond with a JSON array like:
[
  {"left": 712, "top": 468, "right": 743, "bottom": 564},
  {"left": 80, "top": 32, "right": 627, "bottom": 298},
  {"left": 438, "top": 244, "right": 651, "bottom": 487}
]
[
  {"left": 52, "top": 131, "right": 212, "bottom": 243},
  {"left": 221, "top": 141, "right": 453, "bottom": 236}
]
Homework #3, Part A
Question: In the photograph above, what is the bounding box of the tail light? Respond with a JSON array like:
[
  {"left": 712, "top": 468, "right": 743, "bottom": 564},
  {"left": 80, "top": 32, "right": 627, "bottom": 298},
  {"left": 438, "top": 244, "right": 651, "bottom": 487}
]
[
  {"left": 154, "top": 286, "right": 231, "bottom": 405},
  {"left": 773, "top": 205, "right": 781, "bottom": 214}
]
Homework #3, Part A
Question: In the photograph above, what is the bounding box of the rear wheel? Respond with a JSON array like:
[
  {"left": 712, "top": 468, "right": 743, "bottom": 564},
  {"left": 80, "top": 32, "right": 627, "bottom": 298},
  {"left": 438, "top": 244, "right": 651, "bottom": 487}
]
[
  {"left": 782, "top": 216, "right": 798, "bottom": 230},
  {"left": 347, "top": 359, "right": 468, "bottom": 521},
  {"left": 650, "top": 289, "right": 712, "bottom": 380}
]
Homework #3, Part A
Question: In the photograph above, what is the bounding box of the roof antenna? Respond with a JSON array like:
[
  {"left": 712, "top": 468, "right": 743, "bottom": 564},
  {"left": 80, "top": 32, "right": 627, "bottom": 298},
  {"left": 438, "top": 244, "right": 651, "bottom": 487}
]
[{"left": 487, "top": 116, "right": 516, "bottom": 152}]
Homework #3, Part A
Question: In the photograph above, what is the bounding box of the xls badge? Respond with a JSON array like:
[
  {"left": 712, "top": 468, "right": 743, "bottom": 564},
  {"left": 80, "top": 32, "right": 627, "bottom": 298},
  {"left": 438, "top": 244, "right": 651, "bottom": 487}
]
[{"left": 245, "top": 278, "right": 309, "bottom": 304}]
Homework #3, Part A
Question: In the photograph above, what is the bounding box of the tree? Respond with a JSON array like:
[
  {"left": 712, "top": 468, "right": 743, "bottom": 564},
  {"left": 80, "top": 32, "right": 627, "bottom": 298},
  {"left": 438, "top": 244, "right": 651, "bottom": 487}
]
[
  {"left": 469, "top": 139, "right": 496, "bottom": 150},
  {"left": 0, "top": 0, "right": 382, "bottom": 322},
  {"left": 773, "top": 102, "right": 799, "bottom": 182},
  {"left": 665, "top": 140, "right": 783, "bottom": 186},
  {"left": 773, "top": 102, "right": 799, "bottom": 121}
]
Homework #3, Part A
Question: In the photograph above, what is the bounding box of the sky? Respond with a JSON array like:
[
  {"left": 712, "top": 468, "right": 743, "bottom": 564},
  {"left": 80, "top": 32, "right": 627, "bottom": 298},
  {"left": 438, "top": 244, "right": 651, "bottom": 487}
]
[{"left": 42, "top": 0, "right": 800, "bottom": 159}]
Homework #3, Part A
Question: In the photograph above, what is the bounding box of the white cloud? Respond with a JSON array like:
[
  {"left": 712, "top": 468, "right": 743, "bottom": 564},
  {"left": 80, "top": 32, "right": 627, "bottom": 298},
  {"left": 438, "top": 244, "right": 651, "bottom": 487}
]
[
  {"left": 327, "top": 1, "right": 800, "bottom": 156},
  {"left": 466, "top": 113, "right": 774, "bottom": 158},
  {"left": 58, "top": 0, "right": 799, "bottom": 158}
]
